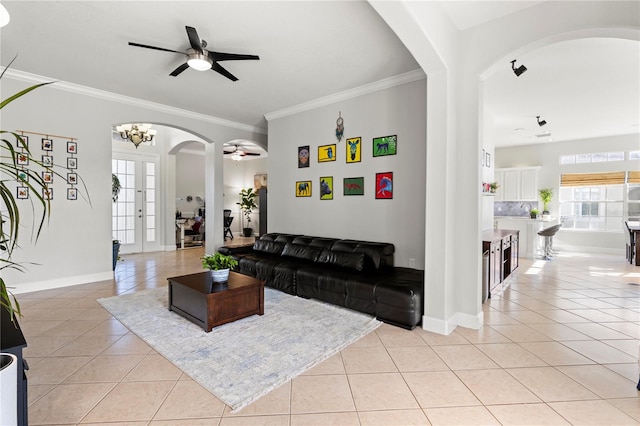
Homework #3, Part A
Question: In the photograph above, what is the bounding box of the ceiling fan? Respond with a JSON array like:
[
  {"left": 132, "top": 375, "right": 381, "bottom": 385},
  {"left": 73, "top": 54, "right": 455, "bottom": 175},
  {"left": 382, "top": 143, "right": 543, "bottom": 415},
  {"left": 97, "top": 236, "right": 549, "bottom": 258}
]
[
  {"left": 223, "top": 144, "right": 261, "bottom": 159},
  {"left": 128, "top": 25, "right": 259, "bottom": 81}
]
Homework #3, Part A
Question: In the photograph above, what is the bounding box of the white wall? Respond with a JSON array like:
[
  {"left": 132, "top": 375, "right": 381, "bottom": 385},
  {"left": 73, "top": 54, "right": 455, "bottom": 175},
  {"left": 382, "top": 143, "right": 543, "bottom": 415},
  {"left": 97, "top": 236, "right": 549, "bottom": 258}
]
[
  {"left": 267, "top": 79, "right": 427, "bottom": 268},
  {"left": 496, "top": 133, "right": 640, "bottom": 253},
  {"left": 175, "top": 151, "right": 205, "bottom": 216},
  {"left": 2, "top": 75, "right": 265, "bottom": 294}
]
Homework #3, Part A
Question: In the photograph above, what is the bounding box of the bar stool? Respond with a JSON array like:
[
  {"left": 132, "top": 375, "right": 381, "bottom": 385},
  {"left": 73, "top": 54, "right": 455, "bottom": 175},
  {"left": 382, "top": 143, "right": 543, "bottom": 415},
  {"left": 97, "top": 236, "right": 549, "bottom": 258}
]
[
  {"left": 537, "top": 223, "right": 562, "bottom": 260},
  {"left": 624, "top": 221, "right": 635, "bottom": 264}
]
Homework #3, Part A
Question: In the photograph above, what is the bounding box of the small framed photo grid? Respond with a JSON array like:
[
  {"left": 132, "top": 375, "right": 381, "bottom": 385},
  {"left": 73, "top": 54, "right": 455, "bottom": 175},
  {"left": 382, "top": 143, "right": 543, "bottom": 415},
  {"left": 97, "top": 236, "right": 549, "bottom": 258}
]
[
  {"left": 17, "top": 187, "right": 29, "bottom": 199},
  {"left": 17, "top": 170, "right": 28, "bottom": 183},
  {"left": 42, "top": 171, "right": 53, "bottom": 184},
  {"left": 42, "top": 187, "right": 53, "bottom": 200},
  {"left": 67, "top": 141, "right": 77, "bottom": 154},
  {"left": 16, "top": 135, "right": 28, "bottom": 150},
  {"left": 67, "top": 173, "right": 78, "bottom": 185},
  {"left": 67, "top": 188, "right": 78, "bottom": 200},
  {"left": 42, "top": 155, "right": 53, "bottom": 167},
  {"left": 41, "top": 138, "right": 53, "bottom": 151},
  {"left": 17, "top": 153, "right": 29, "bottom": 166},
  {"left": 67, "top": 157, "right": 77, "bottom": 169}
]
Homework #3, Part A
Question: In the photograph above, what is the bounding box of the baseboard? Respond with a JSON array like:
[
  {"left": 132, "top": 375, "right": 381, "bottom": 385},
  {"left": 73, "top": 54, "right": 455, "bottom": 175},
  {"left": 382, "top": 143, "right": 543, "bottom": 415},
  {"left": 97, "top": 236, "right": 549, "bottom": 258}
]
[
  {"left": 555, "top": 245, "right": 624, "bottom": 256},
  {"left": 456, "top": 311, "right": 484, "bottom": 330},
  {"left": 422, "top": 314, "right": 457, "bottom": 335},
  {"left": 10, "top": 272, "right": 114, "bottom": 295},
  {"left": 422, "top": 310, "right": 484, "bottom": 335}
]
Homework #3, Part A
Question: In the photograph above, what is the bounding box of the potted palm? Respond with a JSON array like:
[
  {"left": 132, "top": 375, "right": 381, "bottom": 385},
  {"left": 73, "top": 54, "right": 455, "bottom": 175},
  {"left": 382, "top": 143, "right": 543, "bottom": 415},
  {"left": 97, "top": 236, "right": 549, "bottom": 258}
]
[
  {"left": 539, "top": 188, "right": 553, "bottom": 215},
  {"left": 201, "top": 253, "right": 238, "bottom": 283},
  {"left": 1, "top": 59, "right": 53, "bottom": 324},
  {"left": 237, "top": 188, "right": 258, "bottom": 237}
]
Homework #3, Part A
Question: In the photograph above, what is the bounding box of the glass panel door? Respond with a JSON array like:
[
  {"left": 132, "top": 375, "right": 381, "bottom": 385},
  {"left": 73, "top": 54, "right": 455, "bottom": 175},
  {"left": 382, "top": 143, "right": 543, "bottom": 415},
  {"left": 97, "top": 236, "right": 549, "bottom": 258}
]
[{"left": 112, "top": 156, "right": 160, "bottom": 254}]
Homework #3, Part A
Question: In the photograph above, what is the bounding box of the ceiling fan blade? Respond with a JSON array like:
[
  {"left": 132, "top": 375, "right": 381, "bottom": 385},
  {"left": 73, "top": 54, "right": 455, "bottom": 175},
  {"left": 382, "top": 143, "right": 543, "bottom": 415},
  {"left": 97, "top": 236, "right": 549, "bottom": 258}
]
[
  {"left": 210, "top": 51, "right": 260, "bottom": 62},
  {"left": 128, "top": 42, "right": 182, "bottom": 54},
  {"left": 244, "top": 152, "right": 261, "bottom": 156},
  {"left": 211, "top": 62, "right": 238, "bottom": 81},
  {"left": 186, "top": 26, "right": 203, "bottom": 52},
  {"left": 169, "top": 62, "right": 190, "bottom": 77}
]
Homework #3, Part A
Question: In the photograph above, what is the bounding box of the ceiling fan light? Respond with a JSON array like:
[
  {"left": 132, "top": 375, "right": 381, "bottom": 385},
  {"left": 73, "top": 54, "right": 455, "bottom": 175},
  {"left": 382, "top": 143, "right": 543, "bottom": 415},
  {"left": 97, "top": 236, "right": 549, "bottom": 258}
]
[
  {"left": 187, "top": 50, "right": 212, "bottom": 71},
  {"left": 0, "top": 4, "right": 10, "bottom": 28},
  {"left": 231, "top": 152, "right": 243, "bottom": 161}
]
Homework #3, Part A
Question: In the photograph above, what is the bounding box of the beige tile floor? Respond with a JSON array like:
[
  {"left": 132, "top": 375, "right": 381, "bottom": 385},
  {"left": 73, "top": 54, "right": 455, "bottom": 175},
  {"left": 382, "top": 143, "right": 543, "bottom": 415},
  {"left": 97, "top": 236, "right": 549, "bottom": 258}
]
[{"left": 16, "top": 247, "right": 640, "bottom": 425}]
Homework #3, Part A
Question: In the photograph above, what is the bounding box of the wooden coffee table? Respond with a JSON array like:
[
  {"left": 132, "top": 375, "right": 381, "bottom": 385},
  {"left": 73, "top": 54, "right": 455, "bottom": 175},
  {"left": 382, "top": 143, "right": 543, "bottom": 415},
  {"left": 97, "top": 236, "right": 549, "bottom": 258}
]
[{"left": 167, "top": 271, "right": 264, "bottom": 332}]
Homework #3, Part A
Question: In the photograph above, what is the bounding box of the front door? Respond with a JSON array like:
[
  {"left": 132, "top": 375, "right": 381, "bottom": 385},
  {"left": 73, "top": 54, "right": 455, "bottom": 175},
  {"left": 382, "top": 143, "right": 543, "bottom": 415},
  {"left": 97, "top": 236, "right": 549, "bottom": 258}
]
[{"left": 112, "top": 156, "right": 161, "bottom": 254}]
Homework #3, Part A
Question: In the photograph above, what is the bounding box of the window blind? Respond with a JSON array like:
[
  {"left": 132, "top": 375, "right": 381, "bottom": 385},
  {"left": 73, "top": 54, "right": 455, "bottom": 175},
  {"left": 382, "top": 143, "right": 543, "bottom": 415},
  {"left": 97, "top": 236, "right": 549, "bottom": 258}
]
[
  {"left": 560, "top": 172, "right": 625, "bottom": 187},
  {"left": 628, "top": 171, "right": 640, "bottom": 184}
]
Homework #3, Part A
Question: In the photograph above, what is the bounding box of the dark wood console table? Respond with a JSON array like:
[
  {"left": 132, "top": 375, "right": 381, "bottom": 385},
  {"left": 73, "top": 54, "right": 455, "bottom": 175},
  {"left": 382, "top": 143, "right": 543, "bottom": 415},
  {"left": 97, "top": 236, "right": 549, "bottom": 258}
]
[{"left": 482, "top": 229, "right": 519, "bottom": 298}]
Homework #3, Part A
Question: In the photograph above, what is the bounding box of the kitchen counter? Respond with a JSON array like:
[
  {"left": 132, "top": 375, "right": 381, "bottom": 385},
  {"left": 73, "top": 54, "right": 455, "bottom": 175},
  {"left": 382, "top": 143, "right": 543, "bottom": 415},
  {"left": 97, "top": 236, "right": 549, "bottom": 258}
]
[
  {"left": 494, "top": 217, "right": 560, "bottom": 259},
  {"left": 482, "top": 229, "right": 519, "bottom": 300}
]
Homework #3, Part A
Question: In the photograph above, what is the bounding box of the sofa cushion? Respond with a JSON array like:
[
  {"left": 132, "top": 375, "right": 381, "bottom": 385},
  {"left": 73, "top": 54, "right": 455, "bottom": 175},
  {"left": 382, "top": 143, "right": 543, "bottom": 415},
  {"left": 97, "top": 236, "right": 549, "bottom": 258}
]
[
  {"left": 282, "top": 243, "right": 323, "bottom": 262},
  {"left": 318, "top": 249, "right": 365, "bottom": 271},
  {"left": 331, "top": 240, "right": 394, "bottom": 270},
  {"left": 253, "top": 240, "right": 286, "bottom": 255}
]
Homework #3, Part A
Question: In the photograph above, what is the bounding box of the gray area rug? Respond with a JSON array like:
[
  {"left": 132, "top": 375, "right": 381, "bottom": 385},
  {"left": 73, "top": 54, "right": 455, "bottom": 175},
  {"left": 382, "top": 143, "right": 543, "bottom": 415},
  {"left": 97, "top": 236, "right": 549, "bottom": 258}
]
[{"left": 98, "top": 287, "right": 381, "bottom": 412}]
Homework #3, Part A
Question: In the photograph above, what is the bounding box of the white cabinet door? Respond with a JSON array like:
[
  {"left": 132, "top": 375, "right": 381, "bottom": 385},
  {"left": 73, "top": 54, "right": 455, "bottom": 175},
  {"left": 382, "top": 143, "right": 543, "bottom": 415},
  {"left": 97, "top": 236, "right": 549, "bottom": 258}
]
[
  {"left": 520, "top": 169, "right": 538, "bottom": 200},
  {"left": 494, "top": 170, "right": 504, "bottom": 200},
  {"left": 502, "top": 170, "right": 520, "bottom": 201}
]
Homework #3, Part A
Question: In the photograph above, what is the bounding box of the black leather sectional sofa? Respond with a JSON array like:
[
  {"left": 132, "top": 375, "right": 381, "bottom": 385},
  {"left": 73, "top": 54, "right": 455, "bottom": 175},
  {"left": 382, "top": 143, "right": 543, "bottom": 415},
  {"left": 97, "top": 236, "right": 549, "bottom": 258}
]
[{"left": 218, "top": 233, "right": 424, "bottom": 329}]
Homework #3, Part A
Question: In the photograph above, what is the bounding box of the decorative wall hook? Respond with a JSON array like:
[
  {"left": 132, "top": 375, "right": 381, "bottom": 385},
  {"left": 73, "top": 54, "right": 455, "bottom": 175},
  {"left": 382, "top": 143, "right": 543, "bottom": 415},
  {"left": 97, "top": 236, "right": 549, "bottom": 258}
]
[{"left": 335, "top": 111, "right": 344, "bottom": 142}]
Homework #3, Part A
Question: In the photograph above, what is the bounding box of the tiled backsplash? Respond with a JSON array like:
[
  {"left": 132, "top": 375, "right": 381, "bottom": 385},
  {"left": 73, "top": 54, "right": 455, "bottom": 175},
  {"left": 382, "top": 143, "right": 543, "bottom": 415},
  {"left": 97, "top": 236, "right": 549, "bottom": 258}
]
[{"left": 494, "top": 201, "right": 539, "bottom": 217}]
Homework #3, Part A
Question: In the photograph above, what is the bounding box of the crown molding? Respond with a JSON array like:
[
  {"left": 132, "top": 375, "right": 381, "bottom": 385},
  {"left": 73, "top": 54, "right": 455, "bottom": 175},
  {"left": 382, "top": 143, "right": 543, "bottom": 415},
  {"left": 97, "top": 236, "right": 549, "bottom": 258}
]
[
  {"left": 264, "top": 68, "right": 425, "bottom": 122},
  {"left": 1, "top": 68, "right": 267, "bottom": 135}
]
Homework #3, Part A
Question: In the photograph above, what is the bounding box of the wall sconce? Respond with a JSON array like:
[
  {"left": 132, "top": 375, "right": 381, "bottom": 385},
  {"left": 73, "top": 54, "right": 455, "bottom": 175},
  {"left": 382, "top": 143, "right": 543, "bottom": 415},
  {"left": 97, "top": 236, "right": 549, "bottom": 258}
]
[
  {"left": 510, "top": 59, "right": 527, "bottom": 77},
  {"left": 536, "top": 116, "right": 547, "bottom": 127}
]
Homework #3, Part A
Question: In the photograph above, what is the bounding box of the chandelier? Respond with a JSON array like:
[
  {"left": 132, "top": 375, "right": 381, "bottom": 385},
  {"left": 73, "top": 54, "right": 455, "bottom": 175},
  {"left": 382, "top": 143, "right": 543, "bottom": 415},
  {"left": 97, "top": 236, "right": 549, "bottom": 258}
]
[{"left": 116, "top": 123, "right": 157, "bottom": 148}]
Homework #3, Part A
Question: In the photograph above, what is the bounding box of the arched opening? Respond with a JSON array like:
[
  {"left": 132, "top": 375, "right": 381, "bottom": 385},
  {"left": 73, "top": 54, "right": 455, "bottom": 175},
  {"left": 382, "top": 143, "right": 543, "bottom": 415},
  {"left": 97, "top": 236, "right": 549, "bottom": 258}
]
[{"left": 112, "top": 122, "right": 266, "bottom": 254}]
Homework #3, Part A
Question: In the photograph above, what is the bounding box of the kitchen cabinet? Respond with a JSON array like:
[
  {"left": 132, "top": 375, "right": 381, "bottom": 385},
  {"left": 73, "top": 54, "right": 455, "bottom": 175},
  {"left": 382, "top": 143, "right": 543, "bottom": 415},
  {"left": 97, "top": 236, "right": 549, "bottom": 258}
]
[
  {"left": 482, "top": 229, "right": 519, "bottom": 298},
  {"left": 495, "top": 167, "right": 540, "bottom": 201}
]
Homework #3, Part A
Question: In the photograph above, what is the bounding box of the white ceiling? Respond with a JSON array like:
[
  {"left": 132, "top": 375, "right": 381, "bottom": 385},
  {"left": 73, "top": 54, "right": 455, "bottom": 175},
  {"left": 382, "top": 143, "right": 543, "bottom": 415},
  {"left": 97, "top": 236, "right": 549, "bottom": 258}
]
[
  {"left": 1, "top": 1, "right": 638, "bottom": 148},
  {"left": 0, "top": 1, "right": 419, "bottom": 131},
  {"left": 484, "top": 37, "right": 640, "bottom": 147}
]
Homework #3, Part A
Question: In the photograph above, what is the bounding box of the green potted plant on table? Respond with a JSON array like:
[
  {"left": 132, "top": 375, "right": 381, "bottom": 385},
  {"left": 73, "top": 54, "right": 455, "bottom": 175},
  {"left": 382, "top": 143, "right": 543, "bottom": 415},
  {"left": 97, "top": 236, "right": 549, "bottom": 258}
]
[
  {"left": 530, "top": 208, "right": 539, "bottom": 219},
  {"left": 201, "top": 253, "right": 238, "bottom": 283},
  {"left": 237, "top": 187, "right": 258, "bottom": 237},
  {"left": 490, "top": 182, "right": 500, "bottom": 193},
  {"left": 539, "top": 188, "right": 553, "bottom": 215}
]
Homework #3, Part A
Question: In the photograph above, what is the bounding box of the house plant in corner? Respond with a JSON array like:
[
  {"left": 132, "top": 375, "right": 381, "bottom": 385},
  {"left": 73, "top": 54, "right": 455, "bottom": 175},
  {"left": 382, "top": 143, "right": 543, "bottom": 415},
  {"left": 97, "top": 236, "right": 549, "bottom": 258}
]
[
  {"left": 237, "top": 187, "right": 258, "bottom": 237},
  {"left": 201, "top": 252, "right": 238, "bottom": 283}
]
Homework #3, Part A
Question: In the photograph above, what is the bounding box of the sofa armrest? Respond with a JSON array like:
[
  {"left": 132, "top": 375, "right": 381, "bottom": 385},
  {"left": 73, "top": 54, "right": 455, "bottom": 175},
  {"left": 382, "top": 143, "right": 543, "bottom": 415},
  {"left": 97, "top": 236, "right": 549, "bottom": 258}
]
[{"left": 218, "top": 244, "right": 254, "bottom": 255}]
